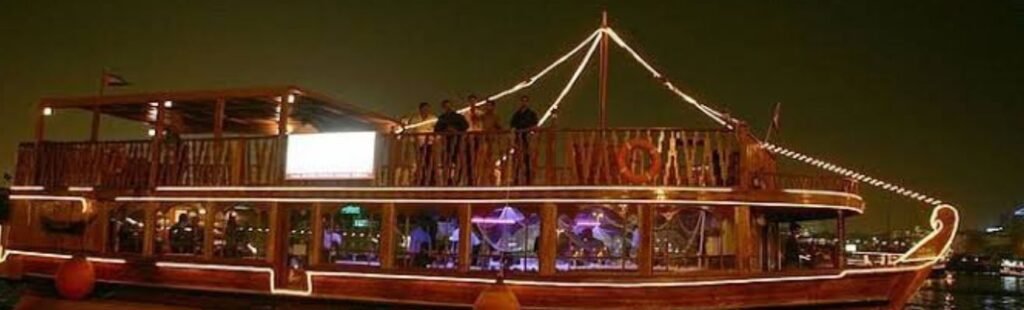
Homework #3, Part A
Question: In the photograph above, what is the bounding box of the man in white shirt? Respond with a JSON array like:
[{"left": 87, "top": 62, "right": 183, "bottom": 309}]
[{"left": 403, "top": 102, "right": 438, "bottom": 185}]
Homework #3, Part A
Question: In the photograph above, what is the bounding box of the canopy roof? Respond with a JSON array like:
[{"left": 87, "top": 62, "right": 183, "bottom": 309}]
[{"left": 40, "top": 86, "right": 400, "bottom": 134}]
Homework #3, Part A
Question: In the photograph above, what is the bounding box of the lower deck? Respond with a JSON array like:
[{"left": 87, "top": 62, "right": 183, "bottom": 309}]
[{"left": 0, "top": 187, "right": 955, "bottom": 309}]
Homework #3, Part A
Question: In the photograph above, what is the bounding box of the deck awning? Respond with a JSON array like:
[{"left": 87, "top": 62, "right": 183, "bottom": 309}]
[{"left": 40, "top": 86, "right": 400, "bottom": 134}]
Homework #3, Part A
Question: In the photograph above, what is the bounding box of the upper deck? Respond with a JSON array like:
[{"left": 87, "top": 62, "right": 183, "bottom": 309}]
[{"left": 11, "top": 86, "right": 863, "bottom": 216}]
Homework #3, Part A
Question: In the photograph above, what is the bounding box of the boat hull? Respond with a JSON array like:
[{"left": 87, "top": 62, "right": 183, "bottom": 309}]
[{"left": 7, "top": 255, "right": 931, "bottom": 309}]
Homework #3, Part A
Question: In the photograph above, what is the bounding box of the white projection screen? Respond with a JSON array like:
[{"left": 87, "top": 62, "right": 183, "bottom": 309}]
[{"left": 285, "top": 132, "right": 377, "bottom": 180}]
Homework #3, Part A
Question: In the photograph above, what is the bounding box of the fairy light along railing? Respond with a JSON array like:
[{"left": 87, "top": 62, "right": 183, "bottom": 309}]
[
  {"left": 401, "top": 29, "right": 604, "bottom": 132},
  {"left": 758, "top": 173, "right": 859, "bottom": 194},
  {"left": 761, "top": 142, "right": 943, "bottom": 206}
]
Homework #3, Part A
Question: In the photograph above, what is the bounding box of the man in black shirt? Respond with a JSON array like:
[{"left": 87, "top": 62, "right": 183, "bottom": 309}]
[
  {"left": 434, "top": 100, "right": 469, "bottom": 133},
  {"left": 510, "top": 95, "right": 539, "bottom": 130},
  {"left": 434, "top": 100, "right": 471, "bottom": 184},
  {"left": 509, "top": 95, "right": 539, "bottom": 184}
]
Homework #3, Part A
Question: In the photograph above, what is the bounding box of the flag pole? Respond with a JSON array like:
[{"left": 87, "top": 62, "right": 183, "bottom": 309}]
[
  {"left": 90, "top": 69, "right": 107, "bottom": 142},
  {"left": 764, "top": 102, "right": 781, "bottom": 143},
  {"left": 598, "top": 11, "right": 610, "bottom": 129}
]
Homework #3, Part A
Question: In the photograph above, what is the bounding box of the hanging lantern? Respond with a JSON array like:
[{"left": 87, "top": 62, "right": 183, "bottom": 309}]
[{"left": 54, "top": 255, "right": 95, "bottom": 300}]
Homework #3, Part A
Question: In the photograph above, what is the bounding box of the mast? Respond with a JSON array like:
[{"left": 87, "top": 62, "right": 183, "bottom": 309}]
[{"left": 598, "top": 11, "right": 609, "bottom": 129}]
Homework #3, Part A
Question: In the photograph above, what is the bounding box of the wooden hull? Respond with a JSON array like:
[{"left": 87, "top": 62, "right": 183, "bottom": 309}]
[{"left": 8, "top": 255, "right": 931, "bottom": 309}]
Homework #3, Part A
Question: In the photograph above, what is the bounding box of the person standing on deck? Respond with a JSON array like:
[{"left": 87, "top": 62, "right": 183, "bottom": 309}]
[
  {"left": 434, "top": 100, "right": 471, "bottom": 185},
  {"left": 403, "top": 102, "right": 437, "bottom": 186},
  {"left": 470, "top": 100, "right": 503, "bottom": 184},
  {"left": 509, "top": 95, "right": 539, "bottom": 185}
]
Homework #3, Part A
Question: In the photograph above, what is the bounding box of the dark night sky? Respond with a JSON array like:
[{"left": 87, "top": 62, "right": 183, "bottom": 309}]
[{"left": 1, "top": 1, "right": 1021, "bottom": 232}]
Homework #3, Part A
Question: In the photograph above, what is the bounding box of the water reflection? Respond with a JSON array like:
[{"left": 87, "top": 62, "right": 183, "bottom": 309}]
[{"left": 907, "top": 273, "right": 1024, "bottom": 309}]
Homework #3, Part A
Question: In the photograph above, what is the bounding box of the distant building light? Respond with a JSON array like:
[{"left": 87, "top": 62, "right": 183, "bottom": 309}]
[
  {"left": 985, "top": 226, "right": 1004, "bottom": 233},
  {"left": 1014, "top": 205, "right": 1024, "bottom": 217},
  {"left": 42, "top": 107, "right": 53, "bottom": 116}
]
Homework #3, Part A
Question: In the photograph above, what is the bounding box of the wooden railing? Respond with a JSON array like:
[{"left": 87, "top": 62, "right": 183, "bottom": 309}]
[
  {"left": 19, "top": 140, "right": 152, "bottom": 189},
  {"left": 157, "top": 137, "right": 282, "bottom": 186},
  {"left": 756, "top": 173, "right": 859, "bottom": 194},
  {"left": 377, "top": 128, "right": 741, "bottom": 187},
  {"left": 13, "top": 128, "right": 858, "bottom": 194},
  {"left": 17, "top": 136, "right": 282, "bottom": 188}
]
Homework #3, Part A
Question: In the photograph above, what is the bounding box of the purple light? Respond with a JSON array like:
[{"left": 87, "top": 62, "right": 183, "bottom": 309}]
[
  {"left": 575, "top": 220, "right": 601, "bottom": 227},
  {"left": 471, "top": 217, "right": 517, "bottom": 225}
]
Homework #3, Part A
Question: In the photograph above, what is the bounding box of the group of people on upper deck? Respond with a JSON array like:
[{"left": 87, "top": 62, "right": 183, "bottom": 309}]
[
  {"left": 400, "top": 94, "right": 541, "bottom": 186},
  {"left": 401, "top": 94, "right": 539, "bottom": 134}
]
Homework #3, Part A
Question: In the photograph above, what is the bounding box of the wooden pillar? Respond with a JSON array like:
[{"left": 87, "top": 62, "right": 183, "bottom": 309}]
[
  {"left": 539, "top": 203, "right": 557, "bottom": 276},
  {"left": 638, "top": 204, "right": 654, "bottom": 276},
  {"left": 267, "top": 202, "right": 280, "bottom": 264},
  {"left": 203, "top": 203, "right": 215, "bottom": 259},
  {"left": 33, "top": 104, "right": 47, "bottom": 185},
  {"left": 733, "top": 206, "right": 753, "bottom": 271},
  {"left": 836, "top": 210, "right": 846, "bottom": 269},
  {"left": 214, "top": 98, "right": 225, "bottom": 140},
  {"left": 457, "top": 204, "right": 472, "bottom": 272},
  {"left": 94, "top": 201, "right": 109, "bottom": 253},
  {"left": 276, "top": 94, "right": 290, "bottom": 183},
  {"left": 142, "top": 202, "right": 157, "bottom": 256},
  {"left": 148, "top": 104, "right": 166, "bottom": 189},
  {"left": 310, "top": 203, "right": 324, "bottom": 266},
  {"left": 379, "top": 203, "right": 396, "bottom": 269}
]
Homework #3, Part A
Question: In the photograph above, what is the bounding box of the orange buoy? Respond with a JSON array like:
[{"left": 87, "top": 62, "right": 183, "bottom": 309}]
[
  {"left": 616, "top": 138, "right": 662, "bottom": 184},
  {"left": 54, "top": 255, "right": 95, "bottom": 300},
  {"left": 473, "top": 281, "right": 520, "bottom": 310}
]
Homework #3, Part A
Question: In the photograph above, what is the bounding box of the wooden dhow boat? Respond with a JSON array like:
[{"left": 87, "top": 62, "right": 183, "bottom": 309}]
[{"left": 0, "top": 18, "right": 957, "bottom": 309}]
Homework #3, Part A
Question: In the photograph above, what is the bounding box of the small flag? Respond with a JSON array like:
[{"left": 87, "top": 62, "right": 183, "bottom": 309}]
[
  {"left": 765, "top": 102, "right": 781, "bottom": 142},
  {"left": 103, "top": 72, "right": 130, "bottom": 87}
]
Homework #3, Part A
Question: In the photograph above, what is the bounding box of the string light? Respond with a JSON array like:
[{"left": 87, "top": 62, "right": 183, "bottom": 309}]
[
  {"left": 401, "top": 30, "right": 603, "bottom": 132},
  {"left": 539, "top": 30, "right": 602, "bottom": 126},
  {"left": 762, "top": 142, "right": 945, "bottom": 206},
  {"left": 42, "top": 107, "right": 54, "bottom": 116}
]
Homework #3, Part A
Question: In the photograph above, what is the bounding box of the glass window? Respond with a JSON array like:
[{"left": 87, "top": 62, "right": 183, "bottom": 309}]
[
  {"left": 782, "top": 219, "right": 837, "bottom": 270},
  {"left": 287, "top": 206, "right": 313, "bottom": 269},
  {"left": 556, "top": 204, "right": 638, "bottom": 271},
  {"left": 470, "top": 204, "right": 539, "bottom": 272},
  {"left": 213, "top": 204, "right": 270, "bottom": 259},
  {"left": 108, "top": 204, "right": 145, "bottom": 254},
  {"left": 321, "top": 203, "right": 381, "bottom": 266},
  {"left": 653, "top": 206, "right": 739, "bottom": 272},
  {"left": 395, "top": 205, "right": 458, "bottom": 269},
  {"left": 155, "top": 203, "right": 206, "bottom": 256}
]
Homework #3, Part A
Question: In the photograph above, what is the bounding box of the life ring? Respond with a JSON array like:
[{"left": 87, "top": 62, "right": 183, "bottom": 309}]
[{"left": 616, "top": 138, "right": 662, "bottom": 184}]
